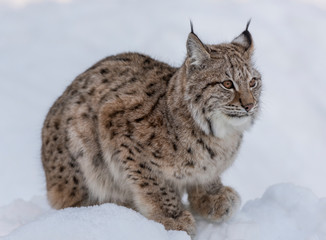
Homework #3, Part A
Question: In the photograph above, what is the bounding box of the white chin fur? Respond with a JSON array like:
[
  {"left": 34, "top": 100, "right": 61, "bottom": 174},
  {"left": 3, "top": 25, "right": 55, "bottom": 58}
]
[{"left": 211, "top": 112, "right": 251, "bottom": 138}]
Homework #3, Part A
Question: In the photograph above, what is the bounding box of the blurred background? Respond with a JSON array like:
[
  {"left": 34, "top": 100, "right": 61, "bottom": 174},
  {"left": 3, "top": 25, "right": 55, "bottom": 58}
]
[{"left": 0, "top": 0, "right": 325, "bottom": 206}]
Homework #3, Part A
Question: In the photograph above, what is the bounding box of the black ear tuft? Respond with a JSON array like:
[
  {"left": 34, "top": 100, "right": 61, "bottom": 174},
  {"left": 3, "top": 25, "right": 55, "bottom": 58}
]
[
  {"left": 242, "top": 19, "right": 252, "bottom": 47},
  {"left": 245, "top": 19, "right": 251, "bottom": 31},
  {"left": 190, "top": 20, "right": 194, "bottom": 34}
]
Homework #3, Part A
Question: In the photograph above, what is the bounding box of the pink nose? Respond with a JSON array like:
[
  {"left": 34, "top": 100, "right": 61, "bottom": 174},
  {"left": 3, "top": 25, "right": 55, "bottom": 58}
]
[{"left": 243, "top": 103, "right": 254, "bottom": 112}]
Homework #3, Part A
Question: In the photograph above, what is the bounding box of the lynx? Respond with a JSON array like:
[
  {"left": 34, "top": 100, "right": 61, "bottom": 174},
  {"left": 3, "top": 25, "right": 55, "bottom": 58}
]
[{"left": 41, "top": 22, "right": 262, "bottom": 236}]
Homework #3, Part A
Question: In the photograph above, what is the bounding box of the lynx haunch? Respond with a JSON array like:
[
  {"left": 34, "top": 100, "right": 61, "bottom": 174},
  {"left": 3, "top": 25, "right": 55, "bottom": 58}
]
[{"left": 41, "top": 22, "right": 262, "bottom": 236}]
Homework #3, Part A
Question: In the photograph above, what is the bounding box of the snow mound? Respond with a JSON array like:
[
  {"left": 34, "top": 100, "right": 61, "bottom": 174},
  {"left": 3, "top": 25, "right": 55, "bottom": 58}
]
[
  {"left": 0, "top": 196, "right": 50, "bottom": 237},
  {"left": 2, "top": 202, "right": 189, "bottom": 240},
  {"left": 196, "top": 184, "right": 326, "bottom": 240},
  {"left": 1, "top": 184, "right": 326, "bottom": 240}
]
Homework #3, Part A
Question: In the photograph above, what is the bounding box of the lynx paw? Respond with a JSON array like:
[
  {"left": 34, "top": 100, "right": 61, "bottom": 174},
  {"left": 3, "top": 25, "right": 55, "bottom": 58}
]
[
  {"left": 189, "top": 186, "right": 241, "bottom": 222},
  {"left": 151, "top": 210, "right": 196, "bottom": 237}
]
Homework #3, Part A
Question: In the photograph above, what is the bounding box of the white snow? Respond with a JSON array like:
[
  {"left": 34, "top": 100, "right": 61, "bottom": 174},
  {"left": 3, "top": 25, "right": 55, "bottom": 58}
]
[
  {"left": 1, "top": 201, "right": 189, "bottom": 240},
  {"left": 1, "top": 184, "right": 326, "bottom": 239},
  {"left": 0, "top": 0, "right": 326, "bottom": 239},
  {"left": 196, "top": 183, "right": 326, "bottom": 240},
  {"left": 0, "top": 197, "right": 50, "bottom": 237}
]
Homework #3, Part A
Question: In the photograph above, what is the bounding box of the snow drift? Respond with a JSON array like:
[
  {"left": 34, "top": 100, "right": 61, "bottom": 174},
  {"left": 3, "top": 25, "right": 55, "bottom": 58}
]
[{"left": 1, "top": 184, "right": 326, "bottom": 240}]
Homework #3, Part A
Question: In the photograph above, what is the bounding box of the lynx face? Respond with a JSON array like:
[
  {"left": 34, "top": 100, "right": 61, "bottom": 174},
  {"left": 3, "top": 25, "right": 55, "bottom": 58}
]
[{"left": 185, "top": 24, "right": 262, "bottom": 137}]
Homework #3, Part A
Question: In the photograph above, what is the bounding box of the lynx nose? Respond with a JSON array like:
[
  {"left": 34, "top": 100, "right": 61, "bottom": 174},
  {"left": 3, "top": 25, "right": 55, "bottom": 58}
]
[{"left": 243, "top": 103, "right": 254, "bottom": 112}]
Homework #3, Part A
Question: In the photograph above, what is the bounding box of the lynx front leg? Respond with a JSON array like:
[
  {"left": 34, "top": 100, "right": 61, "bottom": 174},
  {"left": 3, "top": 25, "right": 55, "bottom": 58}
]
[
  {"left": 188, "top": 178, "right": 241, "bottom": 222},
  {"left": 127, "top": 164, "right": 196, "bottom": 236}
]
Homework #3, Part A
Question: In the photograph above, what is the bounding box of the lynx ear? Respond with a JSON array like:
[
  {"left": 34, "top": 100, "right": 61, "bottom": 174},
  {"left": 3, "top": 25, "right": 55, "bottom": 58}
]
[
  {"left": 232, "top": 20, "right": 254, "bottom": 57},
  {"left": 186, "top": 22, "right": 210, "bottom": 66}
]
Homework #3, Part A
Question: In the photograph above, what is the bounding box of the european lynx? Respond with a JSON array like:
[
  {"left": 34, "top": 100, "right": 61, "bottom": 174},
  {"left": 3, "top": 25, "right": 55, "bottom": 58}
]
[{"left": 41, "top": 22, "right": 262, "bottom": 236}]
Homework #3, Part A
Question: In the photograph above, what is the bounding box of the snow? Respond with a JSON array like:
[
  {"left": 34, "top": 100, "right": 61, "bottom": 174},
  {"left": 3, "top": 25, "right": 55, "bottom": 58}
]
[
  {"left": 0, "top": 197, "right": 50, "bottom": 236},
  {"left": 0, "top": 0, "right": 326, "bottom": 239},
  {"left": 1, "top": 184, "right": 326, "bottom": 239},
  {"left": 196, "top": 184, "right": 326, "bottom": 240},
  {"left": 1, "top": 201, "right": 189, "bottom": 240}
]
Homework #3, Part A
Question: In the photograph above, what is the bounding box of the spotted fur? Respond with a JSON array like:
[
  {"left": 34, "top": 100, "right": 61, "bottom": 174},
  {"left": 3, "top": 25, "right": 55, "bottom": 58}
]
[{"left": 41, "top": 23, "right": 262, "bottom": 237}]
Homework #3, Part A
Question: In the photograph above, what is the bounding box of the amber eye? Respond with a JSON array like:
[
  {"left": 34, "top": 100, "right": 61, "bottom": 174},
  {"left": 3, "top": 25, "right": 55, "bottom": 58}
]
[
  {"left": 222, "top": 80, "right": 234, "bottom": 89},
  {"left": 249, "top": 78, "right": 257, "bottom": 88}
]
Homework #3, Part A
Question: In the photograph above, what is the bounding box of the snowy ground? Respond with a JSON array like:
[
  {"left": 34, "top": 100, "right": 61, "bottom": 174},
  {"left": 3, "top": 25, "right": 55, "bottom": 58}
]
[
  {"left": 1, "top": 184, "right": 326, "bottom": 239},
  {"left": 0, "top": 0, "right": 326, "bottom": 239}
]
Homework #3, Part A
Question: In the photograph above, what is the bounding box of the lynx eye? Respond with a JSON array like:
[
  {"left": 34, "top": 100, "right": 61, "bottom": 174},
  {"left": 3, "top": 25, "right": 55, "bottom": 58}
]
[
  {"left": 222, "top": 80, "right": 234, "bottom": 89},
  {"left": 249, "top": 78, "right": 257, "bottom": 88}
]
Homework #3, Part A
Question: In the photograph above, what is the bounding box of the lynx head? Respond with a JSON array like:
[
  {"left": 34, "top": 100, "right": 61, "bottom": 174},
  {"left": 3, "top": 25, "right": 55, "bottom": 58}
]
[{"left": 184, "top": 21, "right": 262, "bottom": 138}]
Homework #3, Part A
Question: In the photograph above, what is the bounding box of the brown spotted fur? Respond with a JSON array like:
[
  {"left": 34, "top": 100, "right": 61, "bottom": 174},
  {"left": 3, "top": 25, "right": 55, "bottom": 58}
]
[{"left": 41, "top": 24, "right": 262, "bottom": 236}]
